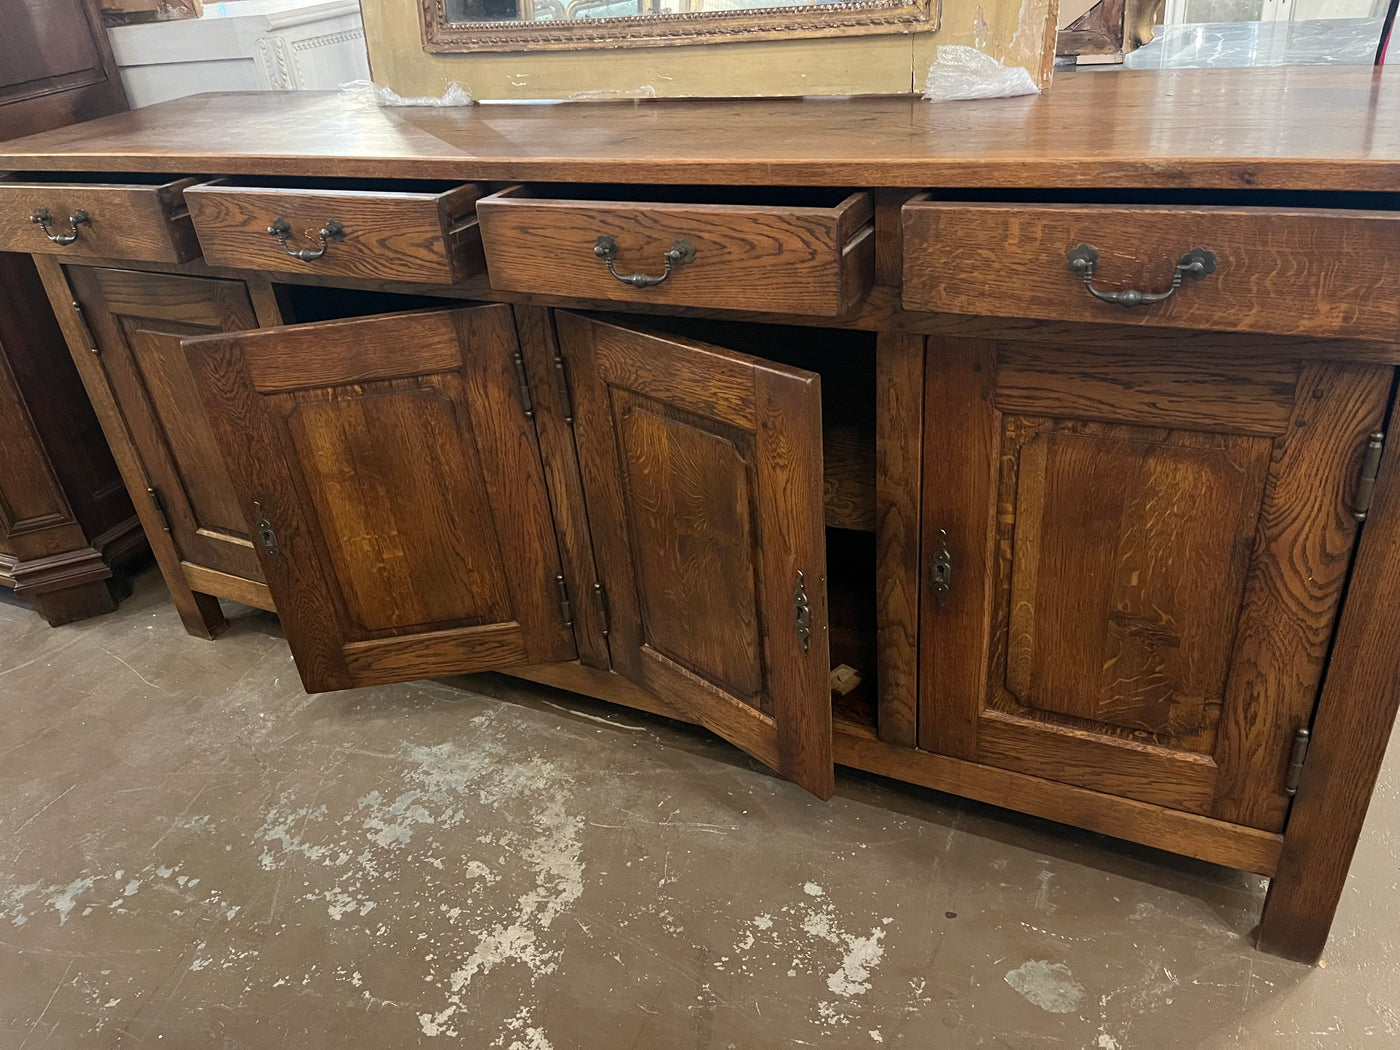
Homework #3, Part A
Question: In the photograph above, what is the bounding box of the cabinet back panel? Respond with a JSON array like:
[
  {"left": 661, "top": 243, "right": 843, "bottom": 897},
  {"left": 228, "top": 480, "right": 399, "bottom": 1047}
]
[{"left": 285, "top": 383, "right": 511, "bottom": 637}]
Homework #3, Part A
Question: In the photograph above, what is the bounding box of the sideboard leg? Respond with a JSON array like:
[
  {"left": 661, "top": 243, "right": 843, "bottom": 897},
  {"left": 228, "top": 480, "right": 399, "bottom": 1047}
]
[{"left": 1258, "top": 397, "right": 1400, "bottom": 963}]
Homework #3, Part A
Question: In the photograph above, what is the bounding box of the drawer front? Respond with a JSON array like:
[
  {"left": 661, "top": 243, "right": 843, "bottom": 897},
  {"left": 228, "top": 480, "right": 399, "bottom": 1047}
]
[
  {"left": 185, "top": 181, "right": 485, "bottom": 284},
  {"left": 902, "top": 201, "right": 1400, "bottom": 341},
  {"left": 477, "top": 187, "right": 874, "bottom": 316},
  {"left": 0, "top": 177, "right": 199, "bottom": 262}
]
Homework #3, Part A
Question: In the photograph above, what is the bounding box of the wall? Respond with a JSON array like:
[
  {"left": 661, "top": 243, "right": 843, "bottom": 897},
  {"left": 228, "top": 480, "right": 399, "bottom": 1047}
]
[{"left": 360, "top": 0, "right": 1058, "bottom": 99}]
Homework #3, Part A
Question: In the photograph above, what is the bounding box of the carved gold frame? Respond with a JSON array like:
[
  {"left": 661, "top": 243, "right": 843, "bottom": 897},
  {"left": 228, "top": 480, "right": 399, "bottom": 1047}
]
[{"left": 420, "top": 0, "right": 939, "bottom": 53}]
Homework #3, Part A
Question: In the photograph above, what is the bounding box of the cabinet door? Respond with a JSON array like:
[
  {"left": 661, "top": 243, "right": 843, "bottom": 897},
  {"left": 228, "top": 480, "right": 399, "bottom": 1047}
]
[
  {"left": 557, "top": 312, "right": 834, "bottom": 799},
  {"left": 184, "top": 305, "right": 576, "bottom": 692},
  {"left": 921, "top": 339, "right": 1391, "bottom": 832},
  {"left": 69, "top": 268, "right": 265, "bottom": 584}
]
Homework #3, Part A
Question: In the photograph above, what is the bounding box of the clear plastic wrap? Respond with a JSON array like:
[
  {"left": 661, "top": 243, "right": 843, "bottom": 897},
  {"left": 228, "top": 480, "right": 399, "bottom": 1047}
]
[
  {"left": 921, "top": 45, "right": 1040, "bottom": 102},
  {"left": 338, "top": 80, "right": 474, "bottom": 108}
]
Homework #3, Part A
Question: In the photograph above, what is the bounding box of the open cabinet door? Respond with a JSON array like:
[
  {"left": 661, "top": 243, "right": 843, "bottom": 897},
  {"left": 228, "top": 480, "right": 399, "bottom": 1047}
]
[
  {"left": 557, "top": 312, "right": 834, "bottom": 799},
  {"left": 184, "top": 305, "right": 576, "bottom": 692}
]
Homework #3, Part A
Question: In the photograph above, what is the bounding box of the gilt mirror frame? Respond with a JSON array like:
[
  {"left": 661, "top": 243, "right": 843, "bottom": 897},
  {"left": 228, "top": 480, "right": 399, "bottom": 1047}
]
[{"left": 420, "top": 0, "right": 939, "bottom": 53}]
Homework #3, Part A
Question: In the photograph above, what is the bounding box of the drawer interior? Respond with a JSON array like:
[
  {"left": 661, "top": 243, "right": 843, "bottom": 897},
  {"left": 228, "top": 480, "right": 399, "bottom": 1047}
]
[
  {"left": 498, "top": 182, "right": 864, "bottom": 209},
  {"left": 193, "top": 175, "right": 472, "bottom": 198},
  {"left": 913, "top": 186, "right": 1400, "bottom": 209},
  {"left": 0, "top": 171, "right": 192, "bottom": 187}
]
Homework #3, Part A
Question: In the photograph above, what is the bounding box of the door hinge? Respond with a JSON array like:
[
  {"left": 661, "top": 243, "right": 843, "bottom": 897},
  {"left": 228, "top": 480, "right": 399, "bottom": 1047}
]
[
  {"left": 1353, "top": 432, "right": 1385, "bottom": 522},
  {"left": 71, "top": 299, "right": 99, "bottom": 355},
  {"left": 593, "top": 582, "right": 609, "bottom": 636},
  {"left": 1284, "top": 727, "right": 1311, "bottom": 797},
  {"left": 556, "top": 574, "right": 573, "bottom": 626},
  {"left": 553, "top": 350, "right": 574, "bottom": 424},
  {"left": 512, "top": 349, "right": 535, "bottom": 419},
  {"left": 146, "top": 486, "right": 171, "bottom": 532}
]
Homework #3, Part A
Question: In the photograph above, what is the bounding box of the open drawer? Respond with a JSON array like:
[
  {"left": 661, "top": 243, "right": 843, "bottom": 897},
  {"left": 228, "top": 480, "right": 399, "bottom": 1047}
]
[
  {"left": 0, "top": 172, "right": 200, "bottom": 262},
  {"left": 477, "top": 184, "right": 874, "bottom": 316},
  {"left": 185, "top": 177, "right": 485, "bottom": 284},
  {"left": 901, "top": 195, "right": 1400, "bottom": 341}
]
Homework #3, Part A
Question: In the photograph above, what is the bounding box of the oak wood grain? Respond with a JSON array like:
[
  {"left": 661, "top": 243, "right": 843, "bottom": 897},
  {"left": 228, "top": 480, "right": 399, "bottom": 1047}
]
[
  {"left": 184, "top": 304, "right": 574, "bottom": 691},
  {"left": 1259, "top": 379, "right": 1400, "bottom": 962},
  {"left": 180, "top": 561, "right": 275, "bottom": 612},
  {"left": 0, "top": 175, "right": 198, "bottom": 262},
  {"left": 903, "top": 202, "right": 1400, "bottom": 342},
  {"left": 559, "top": 311, "right": 832, "bottom": 797},
  {"left": 512, "top": 305, "right": 612, "bottom": 671},
  {"left": 478, "top": 186, "right": 873, "bottom": 317},
  {"left": 185, "top": 178, "right": 484, "bottom": 285},
  {"left": 4, "top": 69, "right": 1400, "bottom": 190},
  {"left": 31, "top": 255, "right": 227, "bottom": 639},
  {"left": 874, "top": 332, "right": 923, "bottom": 748}
]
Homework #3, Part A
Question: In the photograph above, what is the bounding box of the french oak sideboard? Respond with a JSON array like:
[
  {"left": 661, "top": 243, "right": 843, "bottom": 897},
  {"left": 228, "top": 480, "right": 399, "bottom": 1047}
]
[{"left": 2, "top": 66, "right": 1399, "bottom": 964}]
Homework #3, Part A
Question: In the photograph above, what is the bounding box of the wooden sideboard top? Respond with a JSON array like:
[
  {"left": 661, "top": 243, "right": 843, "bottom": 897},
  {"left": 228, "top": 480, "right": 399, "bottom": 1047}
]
[{"left": 1, "top": 66, "right": 1399, "bottom": 190}]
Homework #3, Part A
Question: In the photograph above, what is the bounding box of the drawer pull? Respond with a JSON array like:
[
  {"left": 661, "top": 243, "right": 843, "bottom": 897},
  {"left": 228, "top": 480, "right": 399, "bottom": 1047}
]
[
  {"left": 30, "top": 207, "right": 90, "bottom": 246},
  {"left": 268, "top": 217, "right": 345, "bottom": 261},
  {"left": 594, "top": 234, "right": 696, "bottom": 288},
  {"left": 1067, "top": 244, "right": 1216, "bottom": 308}
]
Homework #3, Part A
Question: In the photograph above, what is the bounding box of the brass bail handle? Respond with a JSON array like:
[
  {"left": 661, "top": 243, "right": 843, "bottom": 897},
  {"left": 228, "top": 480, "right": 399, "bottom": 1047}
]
[
  {"left": 30, "top": 206, "right": 91, "bottom": 246},
  {"left": 1067, "top": 243, "right": 1216, "bottom": 307},
  {"left": 268, "top": 217, "right": 345, "bottom": 261},
  {"left": 594, "top": 234, "right": 696, "bottom": 288}
]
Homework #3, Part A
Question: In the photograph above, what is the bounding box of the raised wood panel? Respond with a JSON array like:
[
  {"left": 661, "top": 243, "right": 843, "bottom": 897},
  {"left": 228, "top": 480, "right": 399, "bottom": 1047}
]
[
  {"left": 0, "top": 0, "right": 127, "bottom": 141},
  {"left": 559, "top": 311, "right": 833, "bottom": 798},
  {"left": 902, "top": 203, "right": 1400, "bottom": 343},
  {"left": 920, "top": 340, "right": 1392, "bottom": 831},
  {"left": 68, "top": 267, "right": 266, "bottom": 584},
  {"left": 614, "top": 392, "right": 765, "bottom": 709},
  {"left": 1002, "top": 423, "right": 1271, "bottom": 745},
  {"left": 184, "top": 304, "right": 575, "bottom": 692},
  {"left": 477, "top": 186, "right": 873, "bottom": 317}
]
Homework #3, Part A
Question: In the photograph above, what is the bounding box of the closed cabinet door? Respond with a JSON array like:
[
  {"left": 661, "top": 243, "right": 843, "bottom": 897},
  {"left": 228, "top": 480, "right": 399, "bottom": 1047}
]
[
  {"left": 69, "top": 268, "right": 265, "bottom": 584},
  {"left": 557, "top": 312, "right": 834, "bottom": 799},
  {"left": 183, "top": 304, "right": 576, "bottom": 692},
  {"left": 921, "top": 338, "right": 1392, "bottom": 832}
]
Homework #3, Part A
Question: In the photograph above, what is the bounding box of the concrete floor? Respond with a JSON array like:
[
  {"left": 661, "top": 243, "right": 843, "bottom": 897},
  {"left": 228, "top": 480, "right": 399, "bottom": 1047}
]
[{"left": 1, "top": 568, "right": 1397, "bottom": 1049}]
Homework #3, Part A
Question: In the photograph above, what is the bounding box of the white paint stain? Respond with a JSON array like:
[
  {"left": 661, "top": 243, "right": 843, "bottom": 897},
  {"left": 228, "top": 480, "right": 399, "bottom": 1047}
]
[
  {"left": 48, "top": 878, "right": 94, "bottom": 924},
  {"left": 803, "top": 882, "right": 825, "bottom": 897},
  {"left": 1004, "top": 960, "right": 1085, "bottom": 1013}
]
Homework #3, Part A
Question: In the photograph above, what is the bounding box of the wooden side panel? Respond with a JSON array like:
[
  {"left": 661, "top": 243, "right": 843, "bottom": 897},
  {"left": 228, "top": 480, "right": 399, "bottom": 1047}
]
[
  {"left": 184, "top": 305, "right": 575, "bottom": 691},
  {"left": 560, "top": 311, "right": 833, "bottom": 797}
]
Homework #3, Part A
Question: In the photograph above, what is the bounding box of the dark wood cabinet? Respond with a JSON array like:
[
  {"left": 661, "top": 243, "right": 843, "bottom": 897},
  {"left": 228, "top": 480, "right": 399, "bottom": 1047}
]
[
  {"left": 0, "top": 0, "right": 127, "bottom": 142},
  {"left": 918, "top": 338, "right": 1391, "bottom": 833},
  {"left": 9, "top": 75, "right": 1400, "bottom": 963},
  {"left": 184, "top": 305, "right": 576, "bottom": 691},
  {"left": 558, "top": 312, "right": 834, "bottom": 798}
]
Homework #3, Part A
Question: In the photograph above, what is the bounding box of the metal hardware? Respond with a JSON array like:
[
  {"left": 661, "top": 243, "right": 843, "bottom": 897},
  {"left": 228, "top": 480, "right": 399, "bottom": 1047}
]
[
  {"left": 553, "top": 350, "right": 574, "bottom": 424},
  {"left": 512, "top": 349, "right": 535, "bottom": 418},
  {"left": 253, "top": 501, "right": 280, "bottom": 557},
  {"left": 1285, "top": 727, "right": 1311, "bottom": 797},
  {"left": 70, "top": 300, "right": 99, "bottom": 355},
  {"left": 931, "top": 529, "right": 952, "bottom": 613},
  {"left": 1067, "top": 243, "right": 1216, "bottom": 308},
  {"left": 556, "top": 575, "right": 573, "bottom": 626},
  {"left": 147, "top": 487, "right": 171, "bottom": 532},
  {"left": 594, "top": 583, "right": 609, "bottom": 637},
  {"left": 1353, "top": 432, "right": 1386, "bottom": 522},
  {"left": 594, "top": 234, "right": 696, "bottom": 288},
  {"left": 30, "top": 207, "right": 90, "bottom": 246},
  {"left": 793, "top": 570, "right": 812, "bottom": 653},
  {"left": 267, "top": 217, "right": 345, "bottom": 261}
]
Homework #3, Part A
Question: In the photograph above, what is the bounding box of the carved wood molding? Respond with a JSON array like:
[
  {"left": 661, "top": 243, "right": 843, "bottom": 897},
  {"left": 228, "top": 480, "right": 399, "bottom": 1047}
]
[{"left": 421, "top": 0, "right": 938, "bottom": 52}]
